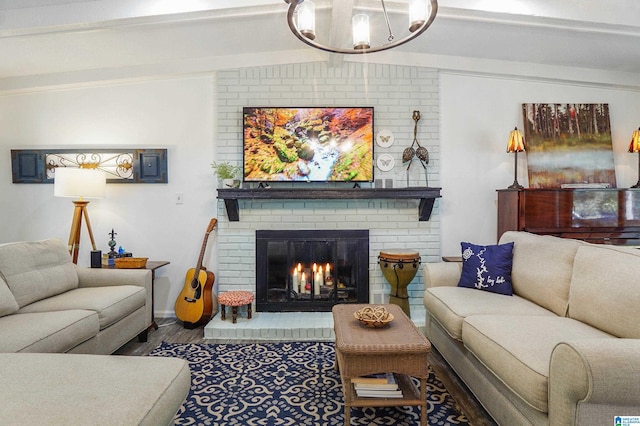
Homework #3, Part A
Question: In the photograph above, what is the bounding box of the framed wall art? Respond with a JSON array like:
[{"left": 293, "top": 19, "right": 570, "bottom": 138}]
[
  {"left": 521, "top": 103, "right": 616, "bottom": 189},
  {"left": 11, "top": 148, "right": 168, "bottom": 184}
]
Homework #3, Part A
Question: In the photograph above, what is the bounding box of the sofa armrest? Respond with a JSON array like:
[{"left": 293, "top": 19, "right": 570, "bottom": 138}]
[
  {"left": 422, "top": 262, "right": 462, "bottom": 288},
  {"left": 549, "top": 339, "right": 640, "bottom": 426},
  {"left": 76, "top": 267, "right": 151, "bottom": 289}
]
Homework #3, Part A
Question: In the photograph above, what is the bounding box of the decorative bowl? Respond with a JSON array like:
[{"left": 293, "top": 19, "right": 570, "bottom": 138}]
[
  {"left": 114, "top": 257, "right": 148, "bottom": 269},
  {"left": 354, "top": 305, "right": 394, "bottom": 328}
]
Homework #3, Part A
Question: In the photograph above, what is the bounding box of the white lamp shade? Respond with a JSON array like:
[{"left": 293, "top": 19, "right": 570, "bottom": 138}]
[{"left": 54, "top": 167, "right": 106, "bottom": 199}]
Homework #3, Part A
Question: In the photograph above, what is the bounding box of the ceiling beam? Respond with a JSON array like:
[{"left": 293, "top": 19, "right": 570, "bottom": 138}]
[
  {"left": 328, "top": 0, "right": 354, "bottom": 49},
  {"left": 328, "top": 0, "right": 354, "bottom": 67}
]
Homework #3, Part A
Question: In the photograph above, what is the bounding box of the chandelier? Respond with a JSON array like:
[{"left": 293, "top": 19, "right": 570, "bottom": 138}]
[{"left": 284, "top": 0, "right": 438, "bottom": 54}]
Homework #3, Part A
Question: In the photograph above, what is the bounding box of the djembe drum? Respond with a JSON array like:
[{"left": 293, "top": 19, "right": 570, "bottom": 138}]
[{"left": 378, "top": 249, "right": 421, "bottom": 317}]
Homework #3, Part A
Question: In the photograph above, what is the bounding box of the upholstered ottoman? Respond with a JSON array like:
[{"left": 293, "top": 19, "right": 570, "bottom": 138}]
[
  {"left": 0, "top": 353, "right": 190, "bottom": 425},
  {"left": 218, "top": 290, "right": 254, "bottom": 323}
]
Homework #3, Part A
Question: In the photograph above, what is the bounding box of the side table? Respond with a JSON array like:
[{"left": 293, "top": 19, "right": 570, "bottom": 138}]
[{"left": 103, "top": 260, "right": 169, "bottom": 331}]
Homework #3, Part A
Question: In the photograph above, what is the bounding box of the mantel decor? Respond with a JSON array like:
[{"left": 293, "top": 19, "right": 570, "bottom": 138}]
[
  {"left": 402, "top": 110, "right": 429, "bottom": 185},
  {"left": 217, "top": 187, "right": 441, "bottom": 222},
  {"left": 11, "top": 148, "right": 168, "bottom": 183}
]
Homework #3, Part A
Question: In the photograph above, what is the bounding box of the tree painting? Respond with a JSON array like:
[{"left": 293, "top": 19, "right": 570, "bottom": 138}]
[{"left": 521, "top": 103, "right": 616, "bottom": 188}]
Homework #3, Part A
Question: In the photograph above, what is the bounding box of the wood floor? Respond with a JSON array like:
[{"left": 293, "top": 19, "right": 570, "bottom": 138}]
[{"left": 116, "top": 318, "right": 497, "bottom": 426}]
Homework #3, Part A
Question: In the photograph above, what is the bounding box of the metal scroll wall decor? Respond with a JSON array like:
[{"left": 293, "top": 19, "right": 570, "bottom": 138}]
[
  {"left": 402, "top": 110, "right": 429, "bottom": 186},
  {"left": 11, "top": 149, "right": 168, "bottom": 184}
]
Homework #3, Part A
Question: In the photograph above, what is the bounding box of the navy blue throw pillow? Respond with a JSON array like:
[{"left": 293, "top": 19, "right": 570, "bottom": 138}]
[{"left": 457, "top": 242, "right": 514, "bottom": 296}]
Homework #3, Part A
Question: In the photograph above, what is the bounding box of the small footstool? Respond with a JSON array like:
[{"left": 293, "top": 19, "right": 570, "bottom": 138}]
[{"left": 218, "top": 291, "right": 254, "bottom": 323}]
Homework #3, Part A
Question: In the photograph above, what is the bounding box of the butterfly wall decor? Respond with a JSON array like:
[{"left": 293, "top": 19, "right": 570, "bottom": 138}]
[
  {"left": 376, "top": 154, "right": 395, "bottom": 171},
  {"left": 376, "top": 130, "right": 394, "bottom": 148}
]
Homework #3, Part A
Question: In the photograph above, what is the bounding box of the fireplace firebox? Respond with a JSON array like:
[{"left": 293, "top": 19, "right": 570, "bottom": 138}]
[{"left": 256, "top": 230, "right": 369, "bottom": 312}]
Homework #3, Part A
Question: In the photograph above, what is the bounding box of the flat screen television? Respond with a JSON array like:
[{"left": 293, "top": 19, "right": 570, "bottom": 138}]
[{"left": 243, "top": 107, "right": 374, "bottom": 182}]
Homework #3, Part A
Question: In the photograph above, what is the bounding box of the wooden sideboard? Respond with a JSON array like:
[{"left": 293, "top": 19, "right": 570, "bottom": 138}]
[{"left": 497, "top": 188, "right": 640, "bottom": 246}]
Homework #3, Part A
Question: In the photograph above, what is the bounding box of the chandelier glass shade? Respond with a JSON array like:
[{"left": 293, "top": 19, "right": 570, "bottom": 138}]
[
  {"left": 296, "top": 1, "right": 316, "bottom": 40},
  {"left": 284, "top": 0, "right": 438, "bottom": 54},
  {"left": 352, "top": 14, "right": 370, "bottom": 50}
]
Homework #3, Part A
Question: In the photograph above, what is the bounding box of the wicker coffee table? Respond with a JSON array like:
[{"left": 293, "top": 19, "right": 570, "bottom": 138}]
[{"left": 332, "top": 303, "right": 431, "bottom": 426}]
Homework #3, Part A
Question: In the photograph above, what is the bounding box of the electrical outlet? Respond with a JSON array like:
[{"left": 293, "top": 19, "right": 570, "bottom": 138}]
[{"left": 175, "top": 193, "right": 184, "bottom": 204}]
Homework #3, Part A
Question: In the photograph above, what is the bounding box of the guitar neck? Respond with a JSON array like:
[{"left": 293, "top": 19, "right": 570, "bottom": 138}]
[
  {"left": 191, "top": 218, "right": 217, "bottom": 286},
  {"left": 193, "top": 234, "right": 210, "bottom": 274}
]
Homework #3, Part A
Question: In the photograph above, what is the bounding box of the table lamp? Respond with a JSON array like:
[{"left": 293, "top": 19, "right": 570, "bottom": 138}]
[
  {"left": 629, "top": 127, "right": 640, "bottom": 188},
  {"left": 506, "top": 127, "right": 526, "bottom": 189},
  {"left": 54, "top": 167, "right": 106, "bottom": 264}
]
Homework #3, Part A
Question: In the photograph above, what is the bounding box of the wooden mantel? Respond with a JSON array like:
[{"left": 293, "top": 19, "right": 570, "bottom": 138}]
[{"left": 217, "top": 187, "right": 442, "bottom": 222}]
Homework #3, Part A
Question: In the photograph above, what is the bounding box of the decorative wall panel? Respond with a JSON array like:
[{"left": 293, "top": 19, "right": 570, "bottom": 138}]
[{"left": 11, "top": 149, "right": 168, "bottom": 183}]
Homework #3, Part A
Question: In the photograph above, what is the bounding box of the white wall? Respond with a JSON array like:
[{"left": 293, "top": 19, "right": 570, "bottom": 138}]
[
  {"left": 439, "top": 72, "right": 640, "bottom": 256},
  {"left": 0, "top": 76, "right": 216, "bottom": 316}
]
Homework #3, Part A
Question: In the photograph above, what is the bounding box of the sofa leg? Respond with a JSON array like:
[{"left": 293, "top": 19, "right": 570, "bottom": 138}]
[{"left": 138, "top": 329, "right": 148, "bottom": 343}]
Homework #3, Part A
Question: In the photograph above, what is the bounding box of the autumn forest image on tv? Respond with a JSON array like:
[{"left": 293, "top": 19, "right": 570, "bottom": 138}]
[{"left": 243, "top": 107, "right": 374, "bottom": 182}]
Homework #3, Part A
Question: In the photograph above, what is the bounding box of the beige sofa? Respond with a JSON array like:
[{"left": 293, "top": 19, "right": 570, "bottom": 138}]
[
  {"left": 423, "top": 231, "right": 640, "bottom": 426},
  {"left": 0, "top": 238, "right": 152, "bottom": 354},
  {"left": 0, "top": 238, "right": 191, "bottom": 425},
  {"left": 0, "top": 352, "right": 191, "bottom": 425}
]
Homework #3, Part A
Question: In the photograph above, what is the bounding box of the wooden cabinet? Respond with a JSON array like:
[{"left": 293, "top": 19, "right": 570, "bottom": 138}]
[{"left": 497, "top": 188, "right": 640, "bottom": 245}]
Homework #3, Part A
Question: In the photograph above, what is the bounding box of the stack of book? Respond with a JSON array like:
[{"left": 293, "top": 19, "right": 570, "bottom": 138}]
[
  {"left": 352, "top": 373, "right": 402, "bottom": 398},
  {"left": 101, "top": 252, "right": 133, "bottom": 266}
]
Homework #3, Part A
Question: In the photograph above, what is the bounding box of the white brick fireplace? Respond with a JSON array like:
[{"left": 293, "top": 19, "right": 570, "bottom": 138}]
[{"left": 212, "top": 62, "right": 441, "bottom": 314}]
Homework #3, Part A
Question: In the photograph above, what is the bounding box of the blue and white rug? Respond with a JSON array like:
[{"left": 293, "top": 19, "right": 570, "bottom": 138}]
[{"left": 150, "top": 341, "right": 470, "bottom": 426}]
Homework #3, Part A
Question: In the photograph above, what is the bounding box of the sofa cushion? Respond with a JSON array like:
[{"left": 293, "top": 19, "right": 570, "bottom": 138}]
[
  {"left": 0, "top": 239, "right": 78, "bottom": 308},
  {"left": 499, "top": 231, "right": 583, "bottom": 316},
  {"left": 18, "top": 285, "right": 146, "bottom": 330},
  {"left": 462, "top": 315, "right": 613, "bottom": 413},
  {"left": 0, "top": 310, "right": 99, "bottom": 353},
  {"left": 424, "top": 287, "right": 556, "bottom": 340},
  {"left": 0, "top": 353, "right": 191, "bottom": 426},
  {"left": 458, "top": 241, "right": 514, "bottom": 295},
  {"left": 568, "top": 244, "right": 640, "bottom": 338},
  {"left": 0, "top": 275, "right": 19, "bottom": 317}
]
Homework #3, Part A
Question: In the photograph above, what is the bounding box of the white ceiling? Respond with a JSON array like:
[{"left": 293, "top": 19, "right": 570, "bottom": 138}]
[{"left": 0, "top": 0, "right": 639, "bottom": 92}]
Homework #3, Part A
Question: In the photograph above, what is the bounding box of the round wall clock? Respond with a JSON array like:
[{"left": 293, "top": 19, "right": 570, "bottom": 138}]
[
  {"left": 376, "top": 153, "right": 395, "bottom": 171},
  {"left": 376, "top": 130, "right": 394, "bottom": 148}
]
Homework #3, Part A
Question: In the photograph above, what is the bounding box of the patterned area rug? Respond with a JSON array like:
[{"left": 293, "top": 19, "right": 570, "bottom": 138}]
[{"left": 150, "top": 341, "right": 470, "bottom": 426}]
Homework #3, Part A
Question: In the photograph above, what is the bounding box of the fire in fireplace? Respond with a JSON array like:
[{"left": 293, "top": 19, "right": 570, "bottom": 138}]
[{"left": 255, "top": 230, "right": 369, "bottom": 312}]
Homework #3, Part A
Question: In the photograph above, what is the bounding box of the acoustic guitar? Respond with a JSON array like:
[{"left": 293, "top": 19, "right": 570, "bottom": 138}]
[{"left": 174, "top": 218, "right": 217, "bottom": 325}]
